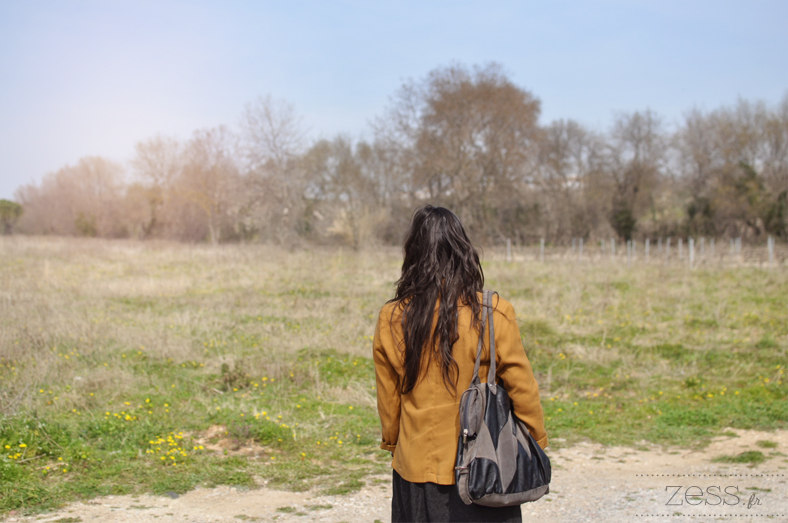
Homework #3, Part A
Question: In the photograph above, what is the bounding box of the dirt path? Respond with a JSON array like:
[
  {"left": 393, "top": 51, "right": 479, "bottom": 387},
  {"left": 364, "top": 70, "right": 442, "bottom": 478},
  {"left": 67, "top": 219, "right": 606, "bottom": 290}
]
[{"left": 4, "top": 429, "right": 787, "bottom": 523}]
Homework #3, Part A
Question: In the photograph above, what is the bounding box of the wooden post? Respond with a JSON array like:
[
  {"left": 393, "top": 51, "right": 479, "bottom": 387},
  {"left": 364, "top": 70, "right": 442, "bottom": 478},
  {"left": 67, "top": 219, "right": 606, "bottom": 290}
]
[
  {"left": 689, "top": 238, "right": 695, "bottom": 270},
  {"left": 768, "top": 236, "right": 774, "bottom": 266}
]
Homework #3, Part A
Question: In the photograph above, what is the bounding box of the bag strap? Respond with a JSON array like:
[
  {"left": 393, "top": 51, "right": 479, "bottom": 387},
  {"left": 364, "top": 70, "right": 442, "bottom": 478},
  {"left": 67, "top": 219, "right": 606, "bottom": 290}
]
[
  {"left": 486, "top": 291, "right": 497, "bottom": 386},
  {"left": 471, "top": 290, "right": 496, "bottom": 385},
  {"left": 470, "top": 292, "right": 487, "bottom": 384}
]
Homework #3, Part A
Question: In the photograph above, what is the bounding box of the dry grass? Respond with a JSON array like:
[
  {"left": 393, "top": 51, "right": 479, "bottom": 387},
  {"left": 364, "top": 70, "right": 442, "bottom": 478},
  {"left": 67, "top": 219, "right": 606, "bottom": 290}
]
[
  {"left": 0, "top": 235, "right": 786, "bottom": 514},
  {"left": 0, "top": 236, "right": 400, "bottom": 413},
  {"left": 2, "top": 236, "right": 786, "bottom": 415}
]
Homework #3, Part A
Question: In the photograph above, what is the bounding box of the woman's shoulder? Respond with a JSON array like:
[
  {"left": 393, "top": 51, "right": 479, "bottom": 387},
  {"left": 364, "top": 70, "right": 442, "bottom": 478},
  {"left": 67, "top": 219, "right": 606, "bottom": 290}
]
[
  {"left": 377, "top": 300, "right": 404, "bottom": 324},
  {"left": 477, "top": 291, "right": 517, "bottom": 323}
]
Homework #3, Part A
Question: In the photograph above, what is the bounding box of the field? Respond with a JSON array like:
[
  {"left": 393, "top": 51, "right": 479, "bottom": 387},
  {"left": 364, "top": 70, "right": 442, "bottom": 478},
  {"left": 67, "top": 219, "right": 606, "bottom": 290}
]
[{"left": 1, "top": 237, "right": 786, "bottom": 515}]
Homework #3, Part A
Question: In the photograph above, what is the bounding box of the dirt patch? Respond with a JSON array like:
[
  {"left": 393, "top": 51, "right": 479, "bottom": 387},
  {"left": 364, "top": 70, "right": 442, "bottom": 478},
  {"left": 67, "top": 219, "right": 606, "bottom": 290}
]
[
  {"left": 194, "top": 424, "right": 271, "bottom": 458},
  {"left": 4, "top": 429, "right": 787, "bottom": 523},
  {"left": 533, "top": 428, "right": 788, "bottom": 522}
]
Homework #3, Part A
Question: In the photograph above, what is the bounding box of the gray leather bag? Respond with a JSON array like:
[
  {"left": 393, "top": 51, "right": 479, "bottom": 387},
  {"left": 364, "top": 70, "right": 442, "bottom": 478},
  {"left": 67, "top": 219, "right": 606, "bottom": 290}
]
[{"left": 454, "top": 290, "right": 551, "bottom": 507}]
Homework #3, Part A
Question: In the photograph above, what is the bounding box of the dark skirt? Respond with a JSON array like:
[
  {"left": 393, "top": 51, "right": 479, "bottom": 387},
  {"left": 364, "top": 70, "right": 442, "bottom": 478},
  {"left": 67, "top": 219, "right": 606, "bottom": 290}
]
[{"left": 391, "top": 469, "right": 523, "bottom": 523}]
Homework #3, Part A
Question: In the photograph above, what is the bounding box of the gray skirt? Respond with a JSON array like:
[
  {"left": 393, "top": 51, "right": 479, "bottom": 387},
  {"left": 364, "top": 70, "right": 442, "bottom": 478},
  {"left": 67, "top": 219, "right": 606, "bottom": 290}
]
[{"left": 391, "top": 469, "right": 523, "bottom": 523}]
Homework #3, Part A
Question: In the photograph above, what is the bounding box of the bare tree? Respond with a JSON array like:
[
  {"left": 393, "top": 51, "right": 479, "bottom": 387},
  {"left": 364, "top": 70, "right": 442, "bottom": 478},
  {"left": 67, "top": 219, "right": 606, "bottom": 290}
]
[
  {"left": 762, "top": 94, "right": 788, "bottom": 195},
  {"left": 240, "top": 95, "right": 308, "bottom": 243},
  {"left": 176, "top": 127, "right": 240, "bottom": 244},
  {"left": 675, "top": 97, "right": 788, "bottom": 238},
  {"left": 301, "top": 137, "right": 383, "bottom": 248},
  {"left": 15, "top": 156, "right": 126, "bottom": 237},
  {"left": 7, "top": 69, "right": 786, "bottom": 245},
  {"left": 606, "top": 110, "right": 666, "bottom": 240},
  {"left": 378, "top": 63, "right": 541, "bottom": 242},
  {"left": 129, "top": 136, "right": 182, "bottom": 238},
  {"left": 535, "top": 120, "right": 610, "bottom": 241},
  {"left": 241, "top": 95, "right": 305, "bottom": 171}
]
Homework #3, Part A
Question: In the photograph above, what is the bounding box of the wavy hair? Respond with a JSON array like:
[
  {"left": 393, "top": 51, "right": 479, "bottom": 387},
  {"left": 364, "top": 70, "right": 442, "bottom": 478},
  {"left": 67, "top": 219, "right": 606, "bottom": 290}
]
[{"left": 390, "top": 205, "right": 484, "bottom": 395}]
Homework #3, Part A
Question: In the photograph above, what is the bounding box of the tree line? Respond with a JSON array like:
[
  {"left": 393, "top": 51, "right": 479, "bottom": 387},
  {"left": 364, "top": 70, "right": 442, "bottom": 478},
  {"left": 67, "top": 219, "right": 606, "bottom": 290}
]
[{"left": 8, "top": 63, "right": 788, "bottom": 247}]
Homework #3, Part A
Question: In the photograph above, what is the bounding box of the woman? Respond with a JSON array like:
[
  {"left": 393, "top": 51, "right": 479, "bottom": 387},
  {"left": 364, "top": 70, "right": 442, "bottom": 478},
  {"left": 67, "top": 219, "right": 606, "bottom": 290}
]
[{"left": 373, "top": 205, "right": 548, "bottom": 523}]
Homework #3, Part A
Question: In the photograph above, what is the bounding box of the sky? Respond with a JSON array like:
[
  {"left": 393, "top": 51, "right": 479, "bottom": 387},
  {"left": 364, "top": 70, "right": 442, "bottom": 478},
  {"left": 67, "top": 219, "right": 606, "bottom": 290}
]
[{"left": 1, "top": 0, "right": 787, "bottom": 200}]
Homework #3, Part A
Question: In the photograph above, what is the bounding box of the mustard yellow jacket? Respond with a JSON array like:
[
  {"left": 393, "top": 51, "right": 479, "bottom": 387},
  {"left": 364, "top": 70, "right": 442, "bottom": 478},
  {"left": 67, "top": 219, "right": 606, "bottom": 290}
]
[{"left": 373, "top": 292, "right": 548, "bottom": 485}]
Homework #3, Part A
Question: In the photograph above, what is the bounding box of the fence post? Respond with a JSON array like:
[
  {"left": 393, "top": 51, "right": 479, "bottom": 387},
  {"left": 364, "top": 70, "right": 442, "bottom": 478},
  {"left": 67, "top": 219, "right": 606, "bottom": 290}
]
[
  {"left": 506, "top": 238, "right": 512, "bottom": 262},
  {"left": 689, "top": 238, "right": 695, "bottom": 270},
  {"left": 627, "top": 240, "right": 632, "bottom": 267},
  {"left": 678, "top": 238, "right": 683, "bottom": 259},
  {"left": 540, "top": 238, "right": 545, "bottom": 263},
  {"left": 700, "top": 237, "right": 705, "bottom": 259},
  {"left": 768, "top": 235, "right": 774, "bottom": 266}
]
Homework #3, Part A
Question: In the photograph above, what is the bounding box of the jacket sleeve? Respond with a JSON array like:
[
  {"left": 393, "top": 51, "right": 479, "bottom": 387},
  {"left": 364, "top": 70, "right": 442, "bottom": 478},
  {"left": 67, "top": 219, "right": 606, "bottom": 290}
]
[
  {"left": 373, "top": 308, "right": 401, "bottom": 453},
  {"left": 494, "top": 299, "right": 548, "bottom": 449}
]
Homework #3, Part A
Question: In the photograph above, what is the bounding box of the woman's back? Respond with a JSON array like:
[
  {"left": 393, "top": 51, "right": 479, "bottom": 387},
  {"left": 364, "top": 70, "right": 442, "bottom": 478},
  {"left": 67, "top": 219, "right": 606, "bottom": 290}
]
[
  {"left": 373, "top": 205, "right": 547, "bottom": 522},
  {"left": 374, "top": 292, "right": 547, "bottom": 485}
]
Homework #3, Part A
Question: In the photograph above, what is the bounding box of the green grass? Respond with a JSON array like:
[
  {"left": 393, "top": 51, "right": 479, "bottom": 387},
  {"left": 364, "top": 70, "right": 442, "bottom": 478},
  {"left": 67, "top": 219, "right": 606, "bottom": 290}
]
[
  {"left": 306, "top": 504, "right": 333, "bottom": 510},
  {"left": 713, "top": 450, "right": 768, "bottom": 465},
  {"left": 1, "top": 237, "right": 787, "bottom": 515},
  {"left": 0, "top": 348, "right": 387, "bottom": 512},
  {"left": 498, "top": 261, "right": 788, "bottom": 449}
]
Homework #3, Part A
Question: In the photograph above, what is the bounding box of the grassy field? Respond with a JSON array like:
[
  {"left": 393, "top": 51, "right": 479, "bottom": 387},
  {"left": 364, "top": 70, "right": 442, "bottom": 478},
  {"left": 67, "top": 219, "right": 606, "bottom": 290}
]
[{"left": 1, "top": 237, "right": 786, "bottom": 514}]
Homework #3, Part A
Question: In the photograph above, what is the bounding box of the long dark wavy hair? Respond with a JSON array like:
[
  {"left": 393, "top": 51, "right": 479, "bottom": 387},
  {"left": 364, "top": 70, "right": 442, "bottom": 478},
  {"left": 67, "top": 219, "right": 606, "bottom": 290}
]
[{"left": 390, "top": 205, "right": 484, "bottom": 396}]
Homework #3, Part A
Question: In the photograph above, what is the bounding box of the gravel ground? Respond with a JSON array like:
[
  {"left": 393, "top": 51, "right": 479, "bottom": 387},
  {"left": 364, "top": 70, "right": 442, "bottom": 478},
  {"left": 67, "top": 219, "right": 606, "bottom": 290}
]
[{"left": 4, "top": 428, "right": 787, "bottom": 523}]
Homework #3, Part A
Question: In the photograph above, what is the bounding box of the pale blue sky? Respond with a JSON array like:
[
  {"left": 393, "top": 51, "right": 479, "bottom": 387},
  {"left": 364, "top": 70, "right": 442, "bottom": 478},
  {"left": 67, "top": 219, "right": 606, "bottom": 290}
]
[{"left": 1, "top": 0, "right": 787, "bottom": 199}]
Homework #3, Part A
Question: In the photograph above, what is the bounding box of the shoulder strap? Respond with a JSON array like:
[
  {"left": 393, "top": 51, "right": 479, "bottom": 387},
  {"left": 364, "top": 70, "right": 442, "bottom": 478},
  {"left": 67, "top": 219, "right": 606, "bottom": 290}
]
[
  {"left": 471, "top": 290, "right": 496, "bottom": 384},
  {"left": 486, "top": 291, "right": 497, "bottom": 386}
]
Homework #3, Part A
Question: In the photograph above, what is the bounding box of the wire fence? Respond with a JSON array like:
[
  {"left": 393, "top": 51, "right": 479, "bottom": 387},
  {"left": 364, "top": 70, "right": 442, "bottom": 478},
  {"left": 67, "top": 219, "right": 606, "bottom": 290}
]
[{"left": 497, "top": 236, "right": 786, "bottom": 268}]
